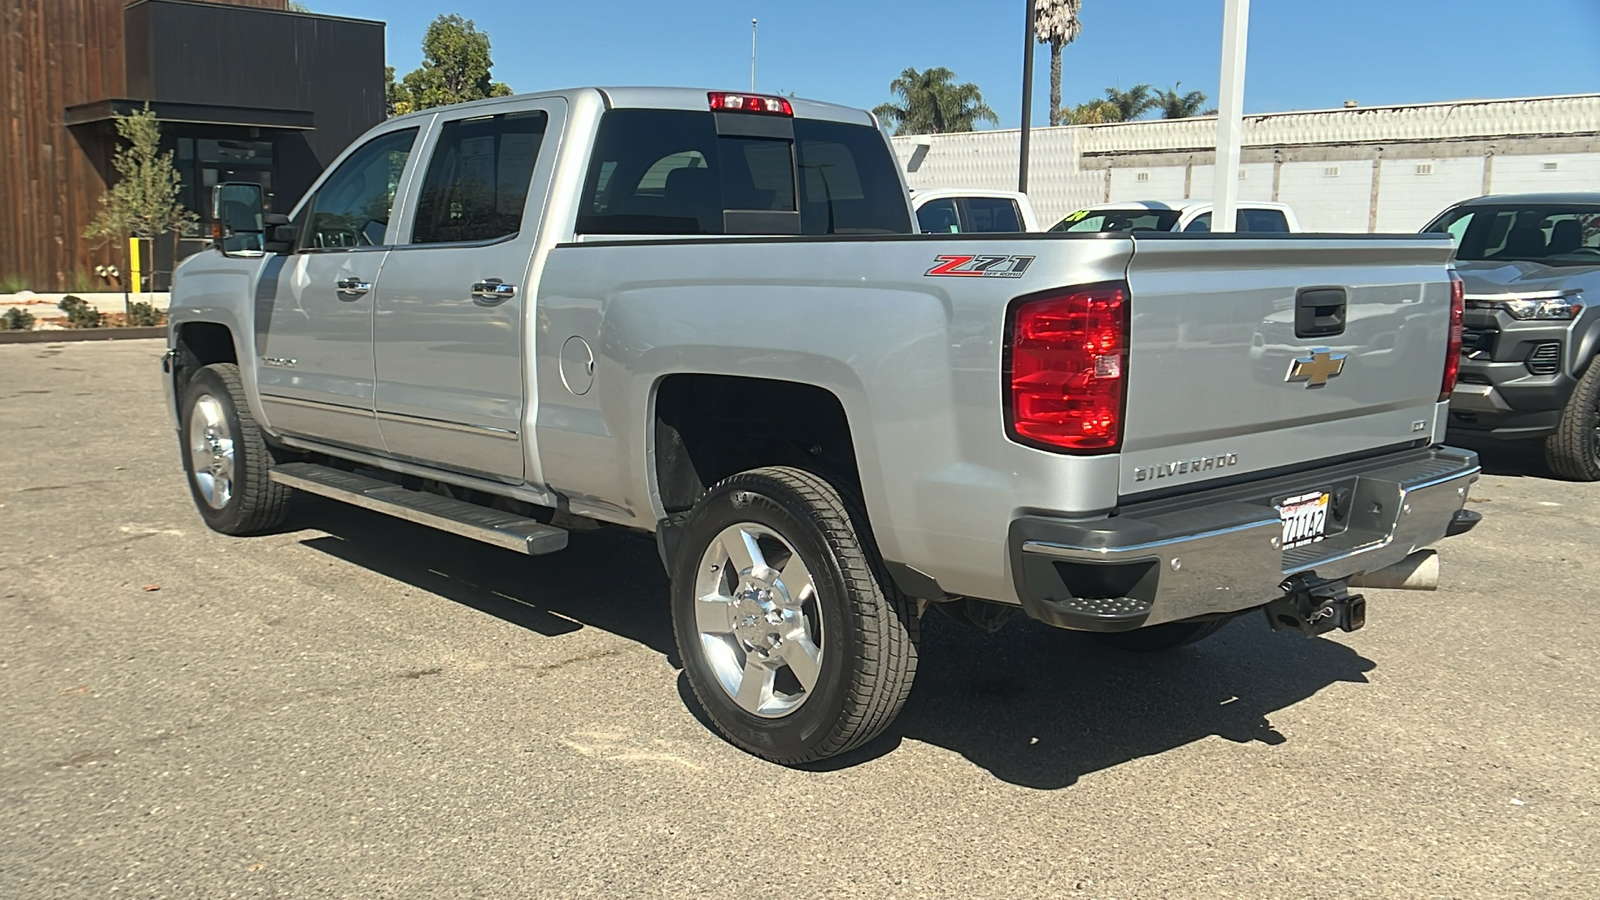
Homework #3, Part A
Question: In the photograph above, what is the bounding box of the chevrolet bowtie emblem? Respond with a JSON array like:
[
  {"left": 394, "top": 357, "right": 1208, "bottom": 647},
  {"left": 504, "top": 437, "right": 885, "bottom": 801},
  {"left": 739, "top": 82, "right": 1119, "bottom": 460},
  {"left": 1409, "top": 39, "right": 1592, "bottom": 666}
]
[{"left": 1287, "top": 349, "right": 1347, "bottom": 388}]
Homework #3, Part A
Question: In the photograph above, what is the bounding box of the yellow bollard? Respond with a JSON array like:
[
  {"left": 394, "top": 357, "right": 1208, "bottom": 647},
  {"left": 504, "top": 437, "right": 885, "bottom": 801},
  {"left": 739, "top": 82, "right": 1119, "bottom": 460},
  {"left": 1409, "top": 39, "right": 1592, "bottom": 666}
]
[{"left": 127, "top": 236, "right": 142, "bottom": 296}]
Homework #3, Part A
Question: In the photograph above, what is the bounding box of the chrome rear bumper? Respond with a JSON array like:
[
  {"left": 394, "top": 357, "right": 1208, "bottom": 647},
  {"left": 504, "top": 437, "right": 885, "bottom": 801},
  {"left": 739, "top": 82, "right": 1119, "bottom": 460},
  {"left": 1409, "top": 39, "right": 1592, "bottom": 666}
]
[{"left": 1009, "top": 446, "right": 1481, "bottom": 631}]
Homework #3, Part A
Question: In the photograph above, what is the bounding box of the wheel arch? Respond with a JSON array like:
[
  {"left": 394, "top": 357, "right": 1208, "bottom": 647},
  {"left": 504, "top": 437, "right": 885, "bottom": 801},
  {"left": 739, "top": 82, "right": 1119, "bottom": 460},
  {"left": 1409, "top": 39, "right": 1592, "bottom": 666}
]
[
  {"left": 171, "top": 320, "right": 239, "bottom": 418},
  {"left": 652, "top": 373, "right": 862, "bottom": 515}
]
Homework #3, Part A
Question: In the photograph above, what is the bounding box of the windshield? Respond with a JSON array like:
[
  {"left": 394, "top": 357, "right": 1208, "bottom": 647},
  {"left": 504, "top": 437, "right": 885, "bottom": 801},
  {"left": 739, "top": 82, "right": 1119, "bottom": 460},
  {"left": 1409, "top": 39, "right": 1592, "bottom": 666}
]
[
  {"left": 1424, "top": 204, "right": 1600, "bottom": 267},
  {"left": 1049, "top": 208, "right": 1182, "bottom": 233}
]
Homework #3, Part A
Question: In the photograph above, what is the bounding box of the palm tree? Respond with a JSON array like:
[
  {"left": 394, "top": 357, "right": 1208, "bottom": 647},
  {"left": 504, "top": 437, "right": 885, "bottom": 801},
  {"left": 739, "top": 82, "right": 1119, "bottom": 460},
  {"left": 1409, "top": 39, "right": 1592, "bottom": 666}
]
[
  {"left": 1061, "top": 99, "right": 1120, "bottom": 125},
  {"left": 873, "top": 67, "right": 999, "bottom": 135},
  {"left": 1156, "top": 83, "right": 1215, "bottom": 119},
  {"left": 1034, "top": 0, "right": 1083, "bottom": 126},
  {"left": 1102, "top": 84, "right": 1157, "bottom": 122}
]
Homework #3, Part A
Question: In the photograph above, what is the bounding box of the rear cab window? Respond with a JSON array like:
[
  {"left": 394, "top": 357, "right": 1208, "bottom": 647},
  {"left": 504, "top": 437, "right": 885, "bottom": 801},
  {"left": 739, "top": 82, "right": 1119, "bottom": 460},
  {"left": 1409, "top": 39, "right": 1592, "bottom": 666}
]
[
  {"left": 1184, "top": 209, "right": 1290, "bottom": 233},
  {"left": 577, "top": 109, "right": 911, "bottom": 236}
]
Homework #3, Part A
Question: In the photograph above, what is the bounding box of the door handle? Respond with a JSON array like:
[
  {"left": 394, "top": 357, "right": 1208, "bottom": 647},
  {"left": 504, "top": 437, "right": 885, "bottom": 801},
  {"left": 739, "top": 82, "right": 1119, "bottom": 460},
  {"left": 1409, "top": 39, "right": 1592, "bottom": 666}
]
[
  {"left": 335, "top": 278, "right": 371, "bottom": 298},
  {"left": 471, "top": 280, "right": 516, "bottom": 304}
]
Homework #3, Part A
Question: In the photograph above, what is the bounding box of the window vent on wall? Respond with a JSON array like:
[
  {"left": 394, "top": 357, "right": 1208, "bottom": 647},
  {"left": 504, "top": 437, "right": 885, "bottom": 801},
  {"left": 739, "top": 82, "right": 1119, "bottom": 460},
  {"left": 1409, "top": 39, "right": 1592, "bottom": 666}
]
[
  {"left": 1136, "top": 172, "right": 1150, "bottom": 182},
  {"left": 1323, "top": 166, "right": 1340, "bottom": 177},
  {"left": 1543, "top": 161, "right": 1559, "bottom": 171},
  {"left": 1415, "top": 163, "right": 1434, "bottom": 175}
]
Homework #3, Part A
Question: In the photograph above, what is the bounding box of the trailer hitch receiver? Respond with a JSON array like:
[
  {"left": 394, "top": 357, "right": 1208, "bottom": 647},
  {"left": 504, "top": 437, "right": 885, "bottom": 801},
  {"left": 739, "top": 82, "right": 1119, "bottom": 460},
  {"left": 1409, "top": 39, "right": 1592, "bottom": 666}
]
[{"left": 1265, "top": 574, "right": 1366, "bottom": 637}]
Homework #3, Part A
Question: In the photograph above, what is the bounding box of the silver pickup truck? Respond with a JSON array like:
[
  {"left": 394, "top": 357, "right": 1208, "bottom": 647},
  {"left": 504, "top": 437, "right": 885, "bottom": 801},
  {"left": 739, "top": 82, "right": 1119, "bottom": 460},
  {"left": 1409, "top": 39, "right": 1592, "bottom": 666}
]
[{"left": 162, "top": 87, "right": 1481, "bottom": 765}]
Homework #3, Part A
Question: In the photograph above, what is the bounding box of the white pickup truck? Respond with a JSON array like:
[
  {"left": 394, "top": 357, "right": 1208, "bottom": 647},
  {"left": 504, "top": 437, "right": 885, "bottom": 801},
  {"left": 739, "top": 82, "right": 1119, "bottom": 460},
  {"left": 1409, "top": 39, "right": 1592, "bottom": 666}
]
[{"left": 163, "top": 87, "right": 1480, "bottom": 765}]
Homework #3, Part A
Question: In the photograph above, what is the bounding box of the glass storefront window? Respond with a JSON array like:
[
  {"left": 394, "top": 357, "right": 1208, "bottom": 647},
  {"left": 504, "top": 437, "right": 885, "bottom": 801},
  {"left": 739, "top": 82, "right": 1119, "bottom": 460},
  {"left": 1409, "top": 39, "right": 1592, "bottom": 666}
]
[{"left": 197, "top": 139, "right": 274, "bottom": 165}]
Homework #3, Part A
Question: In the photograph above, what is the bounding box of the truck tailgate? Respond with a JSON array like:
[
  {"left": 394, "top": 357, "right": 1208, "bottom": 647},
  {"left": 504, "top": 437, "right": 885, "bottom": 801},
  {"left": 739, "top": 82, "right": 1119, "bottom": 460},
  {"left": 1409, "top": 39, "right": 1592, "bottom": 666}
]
[{"left": 1119, "top": 235, "right": 1458, "bottom": 496}]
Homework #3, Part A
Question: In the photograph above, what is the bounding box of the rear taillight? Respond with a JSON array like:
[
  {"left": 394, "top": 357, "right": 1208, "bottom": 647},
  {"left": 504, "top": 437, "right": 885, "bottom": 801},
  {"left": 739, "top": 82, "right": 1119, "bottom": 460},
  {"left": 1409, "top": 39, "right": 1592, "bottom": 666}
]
[
  {"left": 1005, "top": 282, "right": 1130, "bottom": 453},
  {"left": 1441, "top": 271, "right": 1465, "bottom": 401}
]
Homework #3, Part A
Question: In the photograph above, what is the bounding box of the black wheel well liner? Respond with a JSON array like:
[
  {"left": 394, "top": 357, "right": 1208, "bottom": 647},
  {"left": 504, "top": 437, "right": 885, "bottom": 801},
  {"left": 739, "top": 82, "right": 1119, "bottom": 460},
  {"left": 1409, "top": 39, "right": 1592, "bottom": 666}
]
[
  {"left": 172, "top": 321, "right": 238, "bottom": 399},
  {"left": 652, "top": 374, "right": 861, "bottom": 514}
]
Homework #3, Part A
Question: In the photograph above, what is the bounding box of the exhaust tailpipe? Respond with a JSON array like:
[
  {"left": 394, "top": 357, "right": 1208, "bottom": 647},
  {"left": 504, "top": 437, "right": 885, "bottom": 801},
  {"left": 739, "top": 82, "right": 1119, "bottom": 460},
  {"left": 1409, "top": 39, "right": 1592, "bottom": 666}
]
[{"left": 1345, "top": 549, "right": 1439, "bottom": 591}]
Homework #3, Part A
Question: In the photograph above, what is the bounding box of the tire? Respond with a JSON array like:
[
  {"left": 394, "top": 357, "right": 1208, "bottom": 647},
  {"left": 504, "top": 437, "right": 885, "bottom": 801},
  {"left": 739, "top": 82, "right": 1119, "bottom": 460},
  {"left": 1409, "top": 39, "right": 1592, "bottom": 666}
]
[
  {"left": 1091, "top": 618, "right": 1229, "bottom": 653},
  {"left": 669, "top": 466, "right": 918, "bottom": 765},
  {"left": 179, "top": 363, "right": 292, "bottom": 535},
  {"left": 1544, "top": 361, "right": 1600, "bottom": 481}
]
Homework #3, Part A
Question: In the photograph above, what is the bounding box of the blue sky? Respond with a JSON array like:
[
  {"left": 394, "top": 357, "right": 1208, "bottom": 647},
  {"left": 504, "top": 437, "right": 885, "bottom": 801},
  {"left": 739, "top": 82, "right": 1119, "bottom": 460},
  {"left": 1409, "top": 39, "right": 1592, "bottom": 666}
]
[{"left": 309, "top": 0, "right": 1600, "bottom": 127}]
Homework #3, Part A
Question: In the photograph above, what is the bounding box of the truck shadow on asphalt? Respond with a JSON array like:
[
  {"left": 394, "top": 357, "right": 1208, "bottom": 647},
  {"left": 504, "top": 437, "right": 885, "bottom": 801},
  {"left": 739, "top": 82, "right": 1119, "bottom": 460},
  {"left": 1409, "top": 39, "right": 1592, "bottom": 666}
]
[
  {"left": 1453, "top": 439, "right": 1554, "bottom": 478},
  {"left": 293, "top": 497, "right": 1375, "bottom": 791}
]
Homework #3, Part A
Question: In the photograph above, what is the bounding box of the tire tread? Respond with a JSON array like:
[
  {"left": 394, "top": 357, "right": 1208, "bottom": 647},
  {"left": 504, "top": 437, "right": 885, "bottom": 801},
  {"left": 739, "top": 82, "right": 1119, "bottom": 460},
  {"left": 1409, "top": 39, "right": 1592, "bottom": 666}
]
[
  {"left": 1543, "top": 361, "right": 1600, "bottom": 482},
  {"left": 186, "top": 363, "right": 292, "bottom": 534},
  {"left": 682, "top": 466, "right": 919, "bottom": 764}
]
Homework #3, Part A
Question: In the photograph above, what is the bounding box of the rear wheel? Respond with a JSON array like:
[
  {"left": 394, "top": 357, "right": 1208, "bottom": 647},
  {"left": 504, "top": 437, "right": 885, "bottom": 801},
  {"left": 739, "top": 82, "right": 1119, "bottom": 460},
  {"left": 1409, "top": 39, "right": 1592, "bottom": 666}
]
[
  {"left": 180, "top": 363, "right": 292, "bottom": 535},
  {"left": 670, "top": 467, "right": 918, "bottom": 765},
  {"left": 1091, "top": 619, "right": 1229, "bottom": 652},
  {"left": 1544, "top": 361, "right": 1600, "bottom": 481}
]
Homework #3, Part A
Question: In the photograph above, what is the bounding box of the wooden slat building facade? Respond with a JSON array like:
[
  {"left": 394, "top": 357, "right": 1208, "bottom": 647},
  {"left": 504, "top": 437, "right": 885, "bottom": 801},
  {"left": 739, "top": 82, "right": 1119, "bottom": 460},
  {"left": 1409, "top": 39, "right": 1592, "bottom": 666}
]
[{"left": 0, "top": 0, "right": 384, "bottom": 291}]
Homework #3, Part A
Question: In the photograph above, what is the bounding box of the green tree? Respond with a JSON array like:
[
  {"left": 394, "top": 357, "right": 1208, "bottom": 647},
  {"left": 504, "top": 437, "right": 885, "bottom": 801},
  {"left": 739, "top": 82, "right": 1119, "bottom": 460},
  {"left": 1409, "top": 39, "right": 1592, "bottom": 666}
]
[
  {"left": 83, "top": 106, "right": 197, "bottom": 275},
  {"left": 396, "top": 14, "right": 513, "bottom": 113},
  {"left": 1156, "top": 83, "right": 1214, "bottom": 119},
  {"left": 1102, "top": 84, "right": 1157, "bottom": 121},
  {"left": 872, "top": 67, "right": 998, "bottom": 136},
  {"left": 287, "top": 2, "right": 311, "bottom": 11},
  {"left": 1035, "top": 0, "right": 1083, "bottom": 126},
  {"left": 1061, "top": 99, "right": 1120, "bottom": 125},
  {"left": 384, "top": 66, "right": 409, "bottom": 117}
]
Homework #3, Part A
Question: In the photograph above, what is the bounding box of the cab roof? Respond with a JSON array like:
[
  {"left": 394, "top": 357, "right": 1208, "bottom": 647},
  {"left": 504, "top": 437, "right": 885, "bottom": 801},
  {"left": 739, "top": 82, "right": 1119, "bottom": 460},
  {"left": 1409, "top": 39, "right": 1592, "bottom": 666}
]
[
  {"left": 1453, "top": 193, "right": 1600, "bottom": 207},
  {"left": 388, "top": 86, "right": 876, "bottom": 128}
]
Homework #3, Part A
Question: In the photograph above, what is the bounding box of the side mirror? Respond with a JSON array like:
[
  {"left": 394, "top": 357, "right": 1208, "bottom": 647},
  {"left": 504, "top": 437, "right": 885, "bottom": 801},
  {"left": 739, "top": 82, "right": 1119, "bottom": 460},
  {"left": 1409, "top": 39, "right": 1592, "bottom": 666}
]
[{"left": 210, "top": 182, "right": 266, "bottom": 256}]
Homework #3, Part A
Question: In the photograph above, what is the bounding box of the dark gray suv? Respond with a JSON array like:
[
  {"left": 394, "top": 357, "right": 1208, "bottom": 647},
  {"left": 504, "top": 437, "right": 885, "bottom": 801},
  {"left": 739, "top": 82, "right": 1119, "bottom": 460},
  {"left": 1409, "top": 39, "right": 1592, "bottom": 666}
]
[{"left": 1426, "top": 194, "right": 1600, "bottom": 480}]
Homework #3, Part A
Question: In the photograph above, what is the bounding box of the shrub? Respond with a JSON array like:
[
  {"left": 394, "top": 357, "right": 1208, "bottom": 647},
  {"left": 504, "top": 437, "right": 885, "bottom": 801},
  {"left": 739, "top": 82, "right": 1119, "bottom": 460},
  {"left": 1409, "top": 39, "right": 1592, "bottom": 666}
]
[
  {"left": 1, "top": 307, "right": 35, "bottom": 331},
  {"left": 0, "top": 273, "right": 27, "bottom": 294},
  {"left": 58, "top": 296, "right": 105, "bottom": 328},
  {"left": 125, "top": 301, "right": 166, "bottom": 327}
]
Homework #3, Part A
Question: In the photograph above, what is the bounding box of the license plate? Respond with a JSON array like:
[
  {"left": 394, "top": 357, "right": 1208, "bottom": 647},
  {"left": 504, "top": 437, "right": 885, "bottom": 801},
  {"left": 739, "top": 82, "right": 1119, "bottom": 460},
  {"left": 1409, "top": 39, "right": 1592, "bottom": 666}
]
[{"left": 1279, "top": 490, "right": 1331, "bottom": 550}]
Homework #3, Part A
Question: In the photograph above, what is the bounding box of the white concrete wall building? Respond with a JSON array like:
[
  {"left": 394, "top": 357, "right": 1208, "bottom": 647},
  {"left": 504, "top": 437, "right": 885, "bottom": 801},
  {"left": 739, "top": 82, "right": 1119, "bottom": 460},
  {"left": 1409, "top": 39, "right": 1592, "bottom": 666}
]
[{"left": 891, "top": 94, "right": 1600, "bottom": 232}]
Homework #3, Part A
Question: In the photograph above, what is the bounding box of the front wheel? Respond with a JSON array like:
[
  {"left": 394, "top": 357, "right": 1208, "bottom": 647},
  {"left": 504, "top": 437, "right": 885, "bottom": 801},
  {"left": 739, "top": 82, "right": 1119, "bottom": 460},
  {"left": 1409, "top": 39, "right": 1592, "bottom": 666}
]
[
  {"left": 670, "top": 467, "right": 918, "bottom": 765},
  {"left": 179, "top": 363, "right": 292, "bottom": 535},
  {"left": 1544, "top": 362, "right": 1600, "bottom": 481}
]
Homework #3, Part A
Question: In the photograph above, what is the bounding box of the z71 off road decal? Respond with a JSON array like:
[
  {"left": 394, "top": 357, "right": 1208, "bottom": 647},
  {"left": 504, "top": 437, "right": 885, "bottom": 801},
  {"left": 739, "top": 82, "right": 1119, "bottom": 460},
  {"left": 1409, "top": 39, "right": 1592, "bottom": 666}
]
[{"left": 925, "top": 254, "right": 1036, "bottom": 278}]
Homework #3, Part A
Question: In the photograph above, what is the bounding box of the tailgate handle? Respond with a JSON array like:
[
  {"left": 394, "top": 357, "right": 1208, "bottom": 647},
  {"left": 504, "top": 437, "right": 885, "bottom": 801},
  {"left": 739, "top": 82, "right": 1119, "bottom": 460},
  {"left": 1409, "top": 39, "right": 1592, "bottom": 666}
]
[{"left": 1295, "top": 287, "right": 1347, "bottom": 339}]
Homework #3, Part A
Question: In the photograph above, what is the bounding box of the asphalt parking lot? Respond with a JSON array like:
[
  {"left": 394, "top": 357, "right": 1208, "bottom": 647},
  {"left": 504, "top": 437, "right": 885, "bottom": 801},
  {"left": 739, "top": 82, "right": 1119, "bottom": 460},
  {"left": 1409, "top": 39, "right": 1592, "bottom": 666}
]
[{"left": 2, "top": 338, "right": 1597, "bottom": 899}]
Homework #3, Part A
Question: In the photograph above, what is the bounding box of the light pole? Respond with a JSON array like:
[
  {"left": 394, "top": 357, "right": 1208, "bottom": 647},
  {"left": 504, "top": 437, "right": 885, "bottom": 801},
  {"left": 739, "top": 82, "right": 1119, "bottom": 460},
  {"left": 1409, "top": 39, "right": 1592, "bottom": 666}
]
[
  {"left": 750, "top": 19, "right": 758, "bottom": 92},
  {"left": 1019, "top": 0, "right": 1036, "bottom": 193},
  {"left": 1210, "top": 0, "right": 1250, "bottom": 232}
]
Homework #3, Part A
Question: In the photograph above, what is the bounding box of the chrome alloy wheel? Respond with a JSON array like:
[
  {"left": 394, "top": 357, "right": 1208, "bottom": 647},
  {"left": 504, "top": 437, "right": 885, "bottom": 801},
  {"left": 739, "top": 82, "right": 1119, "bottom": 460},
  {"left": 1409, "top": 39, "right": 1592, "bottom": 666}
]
[
  {"left": 693, "top": 522, "right": 825, "bottom": 718},
  {"left": 187, "top": 393, "right": 235, "bottom": 509}
]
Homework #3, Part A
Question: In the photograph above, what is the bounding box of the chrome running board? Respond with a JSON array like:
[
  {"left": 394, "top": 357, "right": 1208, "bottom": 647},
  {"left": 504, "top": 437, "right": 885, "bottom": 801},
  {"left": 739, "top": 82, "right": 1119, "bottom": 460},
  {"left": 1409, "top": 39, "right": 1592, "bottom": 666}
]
[{"left": 270, "top": 461, "right": 568, "bottom": 556}]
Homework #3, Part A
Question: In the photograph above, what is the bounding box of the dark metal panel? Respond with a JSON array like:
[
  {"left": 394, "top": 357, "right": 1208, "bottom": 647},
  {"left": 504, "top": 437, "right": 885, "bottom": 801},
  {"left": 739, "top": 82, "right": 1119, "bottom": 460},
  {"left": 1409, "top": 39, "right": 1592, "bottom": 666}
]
[
  {"left": 0, "top": 0, "right": 382, "bottom": 290},
  {"left": 65, "top": 99, "right": 314, "bottom": 130}
]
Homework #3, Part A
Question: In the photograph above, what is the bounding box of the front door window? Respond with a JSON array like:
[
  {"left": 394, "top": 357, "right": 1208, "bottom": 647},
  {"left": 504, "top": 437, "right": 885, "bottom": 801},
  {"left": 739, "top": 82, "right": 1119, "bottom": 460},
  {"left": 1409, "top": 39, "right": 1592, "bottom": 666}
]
[{"left": 303, "top": 128, "right": 419, "bottom": 250}]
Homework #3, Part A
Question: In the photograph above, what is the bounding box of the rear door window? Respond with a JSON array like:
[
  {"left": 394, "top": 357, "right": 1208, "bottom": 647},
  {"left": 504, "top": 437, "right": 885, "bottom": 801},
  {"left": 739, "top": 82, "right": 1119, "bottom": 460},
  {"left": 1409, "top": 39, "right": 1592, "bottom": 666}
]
[
  {"left": 916, "top": 198, "right": 961, "bottom": 233},
  {"left": 1240, "top": 209, "right": 1290, "bottom": 232},
  {"left": 1185, "top": 209, "right": 1291, "bottom": 233},
  {"left": 960, "top": 197, "right": 1023, "bottom": 232},
  {"left": 576, "top": 109, "right": 911, "bottom": 235},
  {"left": 410, "top": 111, "right": 549, "bottom": 245}
]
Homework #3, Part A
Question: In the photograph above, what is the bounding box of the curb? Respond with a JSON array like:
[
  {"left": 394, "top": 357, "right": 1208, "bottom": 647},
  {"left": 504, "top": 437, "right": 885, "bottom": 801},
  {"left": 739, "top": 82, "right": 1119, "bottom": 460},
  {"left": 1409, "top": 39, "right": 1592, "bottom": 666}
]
[{"left": 0, "top": 327, "right": 166, "bottom": 345}]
